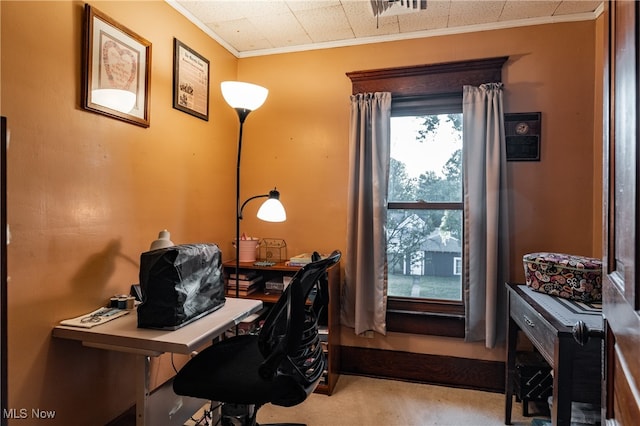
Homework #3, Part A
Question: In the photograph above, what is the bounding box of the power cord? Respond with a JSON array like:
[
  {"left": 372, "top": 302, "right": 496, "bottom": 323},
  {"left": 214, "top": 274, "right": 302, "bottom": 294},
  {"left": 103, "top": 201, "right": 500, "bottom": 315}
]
[{"left": 171, "top": 353, "right": 220, "bottom": 426}]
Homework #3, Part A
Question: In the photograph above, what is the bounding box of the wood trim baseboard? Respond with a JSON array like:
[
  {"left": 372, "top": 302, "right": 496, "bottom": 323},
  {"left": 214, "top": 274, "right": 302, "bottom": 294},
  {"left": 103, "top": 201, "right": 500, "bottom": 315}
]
[{"left": 340, "top": 345, "right": 505, "bottom": 393}]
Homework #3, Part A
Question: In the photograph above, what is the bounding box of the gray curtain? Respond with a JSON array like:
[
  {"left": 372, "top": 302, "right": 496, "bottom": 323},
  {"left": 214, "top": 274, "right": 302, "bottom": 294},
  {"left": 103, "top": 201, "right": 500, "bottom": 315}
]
[
  {"left": 462, "top": 83, "right": 510, "bottom": 348},
  {"left": 341, "top": 92, "right": 391, "bottom": 336}
]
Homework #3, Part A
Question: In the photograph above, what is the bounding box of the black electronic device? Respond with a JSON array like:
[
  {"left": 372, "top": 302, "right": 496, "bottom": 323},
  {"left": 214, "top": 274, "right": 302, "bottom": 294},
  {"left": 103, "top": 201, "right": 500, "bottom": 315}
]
[{"left": 130, "top": 284, "right": 142, "bottom": 302}]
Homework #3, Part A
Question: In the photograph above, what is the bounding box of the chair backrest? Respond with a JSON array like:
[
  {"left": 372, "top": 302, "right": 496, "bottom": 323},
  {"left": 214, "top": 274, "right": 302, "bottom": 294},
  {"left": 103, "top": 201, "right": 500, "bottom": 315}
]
[{"left": 257, "top": 250, "right": 341, "bottom": 406}]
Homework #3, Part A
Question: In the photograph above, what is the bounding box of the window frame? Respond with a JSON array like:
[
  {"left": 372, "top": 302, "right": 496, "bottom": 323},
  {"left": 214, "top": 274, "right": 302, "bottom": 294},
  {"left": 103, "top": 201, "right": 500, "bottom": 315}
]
[
  {"left": 454, "top": 257, "right": 462, "bottom": 276},
  {"left": 347, "top": 57, "right": 507, "bottom": 337}
]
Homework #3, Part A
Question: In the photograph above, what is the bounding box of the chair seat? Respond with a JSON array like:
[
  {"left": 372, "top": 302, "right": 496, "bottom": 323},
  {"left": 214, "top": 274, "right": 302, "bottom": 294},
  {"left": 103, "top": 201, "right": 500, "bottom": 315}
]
[{"left": 174, "top": 334, "right": 276, "bottom": 405}]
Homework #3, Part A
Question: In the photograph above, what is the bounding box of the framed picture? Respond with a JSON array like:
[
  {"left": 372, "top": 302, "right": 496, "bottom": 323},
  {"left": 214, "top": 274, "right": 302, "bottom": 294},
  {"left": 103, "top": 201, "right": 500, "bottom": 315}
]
[
  {"left": 81, "top": 4, "right": 151, "bottom": 128},
  {"left": 505, "top": 112, "right": 541, "bottom": 161},
  {"left": 173, "top": 38, "right": 210, "bottom": 121}
]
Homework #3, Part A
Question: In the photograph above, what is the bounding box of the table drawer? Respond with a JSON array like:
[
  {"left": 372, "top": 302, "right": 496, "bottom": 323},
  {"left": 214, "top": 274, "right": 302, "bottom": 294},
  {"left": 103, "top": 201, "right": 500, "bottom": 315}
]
[{"left": 510, "top": 293, "right": 555, "bottom": 364}]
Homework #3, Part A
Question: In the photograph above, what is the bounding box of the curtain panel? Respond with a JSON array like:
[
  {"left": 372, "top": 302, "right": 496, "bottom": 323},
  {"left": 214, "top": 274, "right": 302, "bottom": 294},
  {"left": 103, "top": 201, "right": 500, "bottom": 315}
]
[
  {"left": 462, "top": 83, "right": 510, "bottom": 348},
  {"left": 341, "top": 92, "right": 391, "bottom": 336}
]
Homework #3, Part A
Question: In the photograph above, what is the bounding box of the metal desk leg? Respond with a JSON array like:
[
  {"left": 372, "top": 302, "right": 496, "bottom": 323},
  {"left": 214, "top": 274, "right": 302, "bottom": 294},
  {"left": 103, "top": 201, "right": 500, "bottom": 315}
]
[
  {"left": 135, "top": 355, "right": 151, "bottom": 426},
  {"left": 134, "top": 353, "right": 208, "bottom": 426}
]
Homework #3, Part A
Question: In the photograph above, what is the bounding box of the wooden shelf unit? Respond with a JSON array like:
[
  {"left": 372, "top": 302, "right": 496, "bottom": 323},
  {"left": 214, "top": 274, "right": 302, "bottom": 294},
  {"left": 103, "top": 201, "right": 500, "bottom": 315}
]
[{"left": 222, "top": 260, "right": 341, "bottom": 395}]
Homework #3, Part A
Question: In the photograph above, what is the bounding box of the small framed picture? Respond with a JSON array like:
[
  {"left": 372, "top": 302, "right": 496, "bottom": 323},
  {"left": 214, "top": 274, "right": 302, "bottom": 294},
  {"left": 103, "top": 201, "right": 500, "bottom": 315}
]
[
  {"left": 173, "top": 38, "right": 210, "bottom": 121},
  {"left": 81, "top": 4, "right": 151, "bottom": 127}
]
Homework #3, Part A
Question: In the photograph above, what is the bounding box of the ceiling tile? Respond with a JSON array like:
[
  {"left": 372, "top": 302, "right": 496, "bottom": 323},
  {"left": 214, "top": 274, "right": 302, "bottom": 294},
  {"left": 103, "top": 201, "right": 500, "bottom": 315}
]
[
  {"left": 554, "top": 0, "right": 602, "bottom": 15},
  {"left": 399, "top": 12, "right": 449, "bottom": 33},
  {"left": 294, "top": 4, "right": 355, "bottom": 43},
  {"left": 396, "top": 0, "right": 450, "bottom": 32},
  {"left": 499, "top": 1, "right": 560, "bottom": 21},
  {"left": 226, "top": 1, "right": 291, "bottom": 18},
  {"left": 177, "top": 1, "right": 243, "bottom": 22},
  {"left": 447, "top": 1, "right": 506, "bottom": 27},
  {"left": 248, "top": 12, "right": 313, "bottom": 46},
  {"left": 285, "top": 0, "right": 342, "bottom": 12},
  {"left": 421, "top": 0, "right": 453, "bottom": 17},
  {"left": 210, "top": 18, "right": 273, "bottom": 51}
]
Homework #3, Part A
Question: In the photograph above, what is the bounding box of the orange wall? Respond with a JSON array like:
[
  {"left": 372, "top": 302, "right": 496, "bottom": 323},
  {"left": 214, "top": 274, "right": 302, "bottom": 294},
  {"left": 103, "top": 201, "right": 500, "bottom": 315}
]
[{"left": 1, "top": 1, "right": 601, "bottom": 424}]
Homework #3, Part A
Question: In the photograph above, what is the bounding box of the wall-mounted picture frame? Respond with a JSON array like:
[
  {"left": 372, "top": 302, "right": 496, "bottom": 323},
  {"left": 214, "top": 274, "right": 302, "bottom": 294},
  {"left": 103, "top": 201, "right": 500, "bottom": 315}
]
[
  {"left": 173, "top": 38, "right": 210, "bottom": 121},
  {"left": 81, "top": 4, "right": 151, "bottom": 128},
  {"left": 504, "top": 112, "right": 542, "bottom": 161}
]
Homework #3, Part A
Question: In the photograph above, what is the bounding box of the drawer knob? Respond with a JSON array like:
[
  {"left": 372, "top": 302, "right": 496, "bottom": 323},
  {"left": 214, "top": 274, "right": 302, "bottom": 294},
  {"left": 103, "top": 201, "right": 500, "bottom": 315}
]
[
  {"left": 572, "top": 320, "right": 604, "bottom": 346},
  {"left": 524, "top": 315, "right": 535, "bottom": 327}
]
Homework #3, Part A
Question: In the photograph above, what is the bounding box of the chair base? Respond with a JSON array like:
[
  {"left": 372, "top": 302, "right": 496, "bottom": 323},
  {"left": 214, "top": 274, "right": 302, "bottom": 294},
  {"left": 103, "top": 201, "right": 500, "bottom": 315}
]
[
  {"left": 220, "top": 403, "right": 255, "bottom": 426},
  {"left": 218, "top": 403, "right": 306, "bottom": 426}
]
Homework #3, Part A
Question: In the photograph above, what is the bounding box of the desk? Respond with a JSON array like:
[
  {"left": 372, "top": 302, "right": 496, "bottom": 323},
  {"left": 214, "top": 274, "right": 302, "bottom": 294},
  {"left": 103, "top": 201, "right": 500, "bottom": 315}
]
[
  {"left": 504, "top": 283, "right": 602, "bottom": 426},
  {"left": 53, "top": 298, "right": 262, "bottom": 426}
]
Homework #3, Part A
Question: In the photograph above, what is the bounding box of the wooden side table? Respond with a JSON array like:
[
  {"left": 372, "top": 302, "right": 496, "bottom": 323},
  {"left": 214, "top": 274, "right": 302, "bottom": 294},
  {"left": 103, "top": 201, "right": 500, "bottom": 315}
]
[{"left": 504, "top": 283, "right": 603, "bottom": 425}]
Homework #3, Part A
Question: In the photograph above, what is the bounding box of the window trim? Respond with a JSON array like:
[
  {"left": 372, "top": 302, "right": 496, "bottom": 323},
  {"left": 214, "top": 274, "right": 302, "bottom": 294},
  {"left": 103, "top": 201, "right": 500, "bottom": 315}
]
[
  {"left": 347, "top": 57, "right": 507, "bottom": 337},
  {"left": 453, "top": 257, "right": 462, "bottom": 276}
]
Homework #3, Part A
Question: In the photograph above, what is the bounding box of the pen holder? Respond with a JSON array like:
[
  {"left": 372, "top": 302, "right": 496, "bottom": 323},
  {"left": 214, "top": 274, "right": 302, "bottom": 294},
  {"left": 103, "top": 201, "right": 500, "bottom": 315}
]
[{"left": 233, "top": 238, "right": 259, "bottom": 262}]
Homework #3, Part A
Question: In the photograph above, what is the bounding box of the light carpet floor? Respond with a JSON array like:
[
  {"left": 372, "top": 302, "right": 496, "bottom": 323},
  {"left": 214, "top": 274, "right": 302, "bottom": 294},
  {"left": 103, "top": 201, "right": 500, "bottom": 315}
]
[{"left": 188, "top": 374, "right": 544, "bottom": 426}]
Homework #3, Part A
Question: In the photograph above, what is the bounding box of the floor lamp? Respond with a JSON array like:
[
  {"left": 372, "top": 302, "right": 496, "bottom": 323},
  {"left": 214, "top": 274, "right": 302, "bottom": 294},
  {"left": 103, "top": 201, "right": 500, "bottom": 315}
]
[{"left": 221, "top": 81, "right": 286, "bottom": 298}]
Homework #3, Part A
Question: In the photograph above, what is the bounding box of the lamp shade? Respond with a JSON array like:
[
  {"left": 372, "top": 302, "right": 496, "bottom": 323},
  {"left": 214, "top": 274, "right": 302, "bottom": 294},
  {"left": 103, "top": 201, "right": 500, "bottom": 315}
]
[
  {"left": 257, "top": 198, "right": 286, "bottom": 222},
  {"left": 92, "top": 89, "right": 136, "bottom": 113},
  {"left": 256, "top": 190, "right": 286, "bottom": 222},
  {"left": 221, "top": 81, "right": 268, "bottom": 111}
]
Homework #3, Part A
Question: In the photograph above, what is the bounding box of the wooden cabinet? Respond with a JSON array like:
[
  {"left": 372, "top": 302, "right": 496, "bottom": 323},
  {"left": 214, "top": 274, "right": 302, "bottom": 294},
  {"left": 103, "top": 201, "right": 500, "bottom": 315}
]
[{"left": 222, "top": 260, "right": 341, "bottom": 395}]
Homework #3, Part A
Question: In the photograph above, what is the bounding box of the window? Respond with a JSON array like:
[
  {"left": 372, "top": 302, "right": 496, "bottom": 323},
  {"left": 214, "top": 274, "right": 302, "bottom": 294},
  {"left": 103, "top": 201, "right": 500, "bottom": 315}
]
[
  {"left": 346, "top": 57, "right": 506, "bottom": 336},
  {"left": 453, "top": 257, "right": 462, "bottom": 276},
  {"left": 387, "top": 111, "right": 463, "bottom": 303}
]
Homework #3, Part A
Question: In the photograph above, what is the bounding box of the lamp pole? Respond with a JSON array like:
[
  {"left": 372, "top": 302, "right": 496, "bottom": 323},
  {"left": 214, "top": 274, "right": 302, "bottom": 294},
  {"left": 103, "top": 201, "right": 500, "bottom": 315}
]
[
  {"left": 220, "top": 81, "right": 270, "bottom": 299},
  {"left": 235, "top": 111, "right": 249, "bottom": 299}
]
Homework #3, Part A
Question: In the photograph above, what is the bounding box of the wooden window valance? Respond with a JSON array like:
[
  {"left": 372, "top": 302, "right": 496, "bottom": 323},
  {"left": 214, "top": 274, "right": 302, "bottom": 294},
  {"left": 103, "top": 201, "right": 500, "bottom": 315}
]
[{"left": 346, "top": 56, "right": 508, "bottom": 96}]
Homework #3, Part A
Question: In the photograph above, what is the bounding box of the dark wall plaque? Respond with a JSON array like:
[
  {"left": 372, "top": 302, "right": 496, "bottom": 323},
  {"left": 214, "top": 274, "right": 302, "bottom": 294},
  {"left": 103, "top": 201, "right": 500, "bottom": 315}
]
[{"left": 505, "top": 112, "right": 541, "bottom": 161}]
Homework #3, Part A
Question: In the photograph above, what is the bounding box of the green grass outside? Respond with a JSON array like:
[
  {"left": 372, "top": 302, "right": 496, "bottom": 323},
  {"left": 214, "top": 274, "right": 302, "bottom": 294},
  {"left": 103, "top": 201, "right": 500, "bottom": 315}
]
[{"left": 387, "top": 274, "right": 462, "bottom": 301}]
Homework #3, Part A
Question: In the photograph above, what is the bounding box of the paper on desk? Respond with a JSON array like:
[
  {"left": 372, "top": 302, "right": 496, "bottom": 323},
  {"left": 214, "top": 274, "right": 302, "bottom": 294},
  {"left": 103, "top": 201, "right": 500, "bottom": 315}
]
[{"left": 60, "top": 307, "right": 129, "bottom": 328}]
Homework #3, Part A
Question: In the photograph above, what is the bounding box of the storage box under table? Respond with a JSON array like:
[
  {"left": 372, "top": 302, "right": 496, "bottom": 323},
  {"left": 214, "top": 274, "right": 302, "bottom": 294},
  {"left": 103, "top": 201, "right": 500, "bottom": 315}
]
[
  {"left": 523, "top": 252, "right": 602, "bottom": 303},
  {"left": 514, "top": 351, "right": 553, "bottom": 416}
]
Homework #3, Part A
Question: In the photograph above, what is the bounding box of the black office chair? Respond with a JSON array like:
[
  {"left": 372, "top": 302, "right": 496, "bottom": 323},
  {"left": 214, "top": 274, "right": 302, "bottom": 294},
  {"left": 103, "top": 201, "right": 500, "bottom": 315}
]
[{"left": 173, "top": 250, "right": 341, "bottom": 426}]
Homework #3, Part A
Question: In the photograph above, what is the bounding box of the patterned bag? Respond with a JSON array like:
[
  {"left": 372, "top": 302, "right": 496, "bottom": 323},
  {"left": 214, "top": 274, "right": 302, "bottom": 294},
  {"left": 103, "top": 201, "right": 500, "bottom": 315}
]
[{"left": 523, "top": 252, "right": 602, "bottom": 303}]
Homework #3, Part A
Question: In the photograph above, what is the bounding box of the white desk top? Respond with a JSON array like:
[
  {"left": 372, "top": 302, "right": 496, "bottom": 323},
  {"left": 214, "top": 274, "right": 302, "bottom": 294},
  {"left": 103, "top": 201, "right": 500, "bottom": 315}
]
[{"left": 52, "top": 298, "right": 263, "bottom": 356}]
